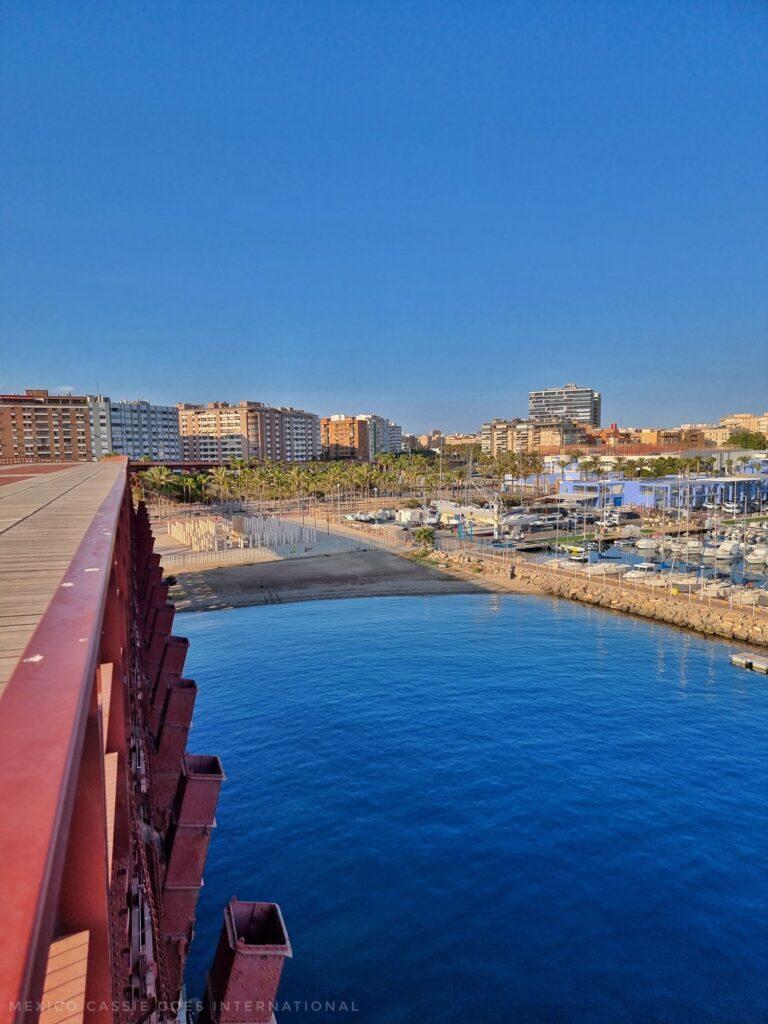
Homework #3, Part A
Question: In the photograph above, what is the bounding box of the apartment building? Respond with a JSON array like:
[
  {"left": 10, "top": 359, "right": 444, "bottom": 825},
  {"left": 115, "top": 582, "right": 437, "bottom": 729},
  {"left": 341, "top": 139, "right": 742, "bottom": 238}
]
[
  {"left": 321, "top": 413, "right": 403, "bottom": 460},
  {"left": 529, "top": 383, "right": 602, "bottom": 427},
  {"left": 0, "top": 389, "right": 92, "bottom": 462},
  {"left": 320, "top": 415, "right": 370, "bottom": 460},
  {"left": 358, "top": 414, "right": 403, "bottom": 457},
  {"left": 271, "top": 406, "right": 322, "bottom": 462},
  {"left": 481, "top": 419, "right": 519, "bottom": 456},
  {"left": 702, "top": 425, "right": 734, "bottom": 446},
  {"left": 512, "top": 420, "right": 588, "bottom": 453},
  {"left": 481, "top": 417, "right": 587, "bottom": 455},
  {"left": 417, "top": 429, "right": 444, "bottom": 451},
  {"left": 721, "top": 413, "right": 768, "bottom": 434},
  {"left": 444, "top": 432, "right": 482, "bottom": 448},
  {"left": 178, "top": 402, "right": 253, "bottom": 461},
  {"left": 675, "top": 424, "right": 733, "bottom": 447},
  {"left": 88, "top": 395, "right": 113, "bottom": 460},
  {"left": 88, "top": 396, "right": 182, "bottom": 460},
  {"left": 178, "top": 401, "right": 320, "bottom": 463},
  {"left": 384, "top": 420, "right": 403, "bottom": 453}
]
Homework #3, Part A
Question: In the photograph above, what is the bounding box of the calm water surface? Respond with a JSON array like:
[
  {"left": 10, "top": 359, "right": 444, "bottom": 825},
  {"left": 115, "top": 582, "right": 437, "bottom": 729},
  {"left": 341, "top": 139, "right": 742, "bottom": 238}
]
[{"left": 182, "top": 595, "right": 768, "bottom": 1023}]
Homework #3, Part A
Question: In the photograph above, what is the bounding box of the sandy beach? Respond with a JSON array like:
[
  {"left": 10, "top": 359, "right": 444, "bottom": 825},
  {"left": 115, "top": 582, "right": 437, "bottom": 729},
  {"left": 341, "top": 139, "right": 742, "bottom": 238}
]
[{"left": 168, "top": 548, "right": 543, "bottom": 612}]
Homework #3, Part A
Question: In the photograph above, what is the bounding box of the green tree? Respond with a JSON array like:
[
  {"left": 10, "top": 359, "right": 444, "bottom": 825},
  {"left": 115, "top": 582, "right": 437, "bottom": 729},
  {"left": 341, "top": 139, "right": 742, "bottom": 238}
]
[
  {"left": 412, "top": 526, "right": 436, "bottom": 552},
  {"left": 141, "top": 465, "right": 174, "bottom": 501},
  {"left": 729, "top": 430, "right": 767, "bottom": 450},
  {"left": 206, "top": 466, "right": 232, "bottom": 502}
]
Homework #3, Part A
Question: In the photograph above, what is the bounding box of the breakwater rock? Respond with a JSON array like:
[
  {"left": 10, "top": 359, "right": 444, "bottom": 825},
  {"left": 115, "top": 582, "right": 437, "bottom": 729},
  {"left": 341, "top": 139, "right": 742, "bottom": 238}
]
[{"left": 428, "top": 551, "right": 768, "bottom": 647}]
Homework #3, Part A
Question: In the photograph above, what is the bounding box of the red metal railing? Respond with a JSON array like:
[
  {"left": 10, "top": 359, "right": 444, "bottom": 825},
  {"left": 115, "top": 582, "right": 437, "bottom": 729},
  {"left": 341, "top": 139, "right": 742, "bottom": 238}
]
[{"left": 0, "top": 464, "right": 131, "bottom": 1024}]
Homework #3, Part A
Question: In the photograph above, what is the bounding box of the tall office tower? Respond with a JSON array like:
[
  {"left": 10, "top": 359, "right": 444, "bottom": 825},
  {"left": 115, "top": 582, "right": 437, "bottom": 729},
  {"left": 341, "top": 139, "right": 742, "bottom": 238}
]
[
  {"left": 0, "top": 389, "right": 93, "bottom": 462},
  {"left": 528, "top": 383, "right": 602, "bottom": 427}
]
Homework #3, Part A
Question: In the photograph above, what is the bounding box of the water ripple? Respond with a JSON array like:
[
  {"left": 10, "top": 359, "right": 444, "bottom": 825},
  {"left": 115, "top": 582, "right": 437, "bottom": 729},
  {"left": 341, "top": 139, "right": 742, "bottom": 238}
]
[{"left": 182, "top": 595, "right": 768, "bottom": 1023}]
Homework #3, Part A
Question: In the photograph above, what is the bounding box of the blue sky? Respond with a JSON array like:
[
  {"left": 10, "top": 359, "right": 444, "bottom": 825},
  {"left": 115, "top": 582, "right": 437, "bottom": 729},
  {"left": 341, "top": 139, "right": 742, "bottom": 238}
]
[{"left": 1, "top": 1, "right": 766, "bottom": 432}]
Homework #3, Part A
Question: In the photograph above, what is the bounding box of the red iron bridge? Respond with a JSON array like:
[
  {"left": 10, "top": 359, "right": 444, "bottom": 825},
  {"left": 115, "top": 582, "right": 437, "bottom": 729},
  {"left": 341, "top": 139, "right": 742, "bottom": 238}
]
[{"left": 0, "top": 459, "right": 291, "bottom": 1024}]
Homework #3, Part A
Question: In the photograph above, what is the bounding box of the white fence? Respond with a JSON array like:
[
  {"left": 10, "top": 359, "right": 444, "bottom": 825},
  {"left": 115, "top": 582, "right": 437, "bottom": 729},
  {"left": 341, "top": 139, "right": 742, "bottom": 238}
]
[
  {"left": 161, "top": 511, "right": 374, "bottom": 569},
  {"left": 160, "top": 534, "right": 370, "bottom": 570}
]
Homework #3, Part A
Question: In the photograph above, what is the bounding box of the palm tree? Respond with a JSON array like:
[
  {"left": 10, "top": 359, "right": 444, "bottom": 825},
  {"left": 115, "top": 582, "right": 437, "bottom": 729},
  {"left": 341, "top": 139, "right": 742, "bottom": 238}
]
[
  {"left": 141, "top": 465, "right": 174, "bottom": 503},
  {"left": 353, "top": 463, "right": 379, "bottom": 498},
  {"left": 412, "top": 526, "right": 435, "bottom": 553},
  {"left": 286, "top": 464, "right": 307, "bottom": 499},
  {"left": 528, "top": 455, "right": 545, "bottom": 491},
  {"left": 206, "top": 466, "right": 232, "bottom": 503}
]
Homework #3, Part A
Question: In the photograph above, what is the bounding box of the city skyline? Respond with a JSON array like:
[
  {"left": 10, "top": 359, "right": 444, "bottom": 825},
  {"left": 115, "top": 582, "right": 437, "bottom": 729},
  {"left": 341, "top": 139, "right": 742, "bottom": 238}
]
[
  {"left": 0, "top": 380, "right": 765, "bottom": 437},
  {"left": 2, "top": 1, "right": 767, "bottom": 430}
]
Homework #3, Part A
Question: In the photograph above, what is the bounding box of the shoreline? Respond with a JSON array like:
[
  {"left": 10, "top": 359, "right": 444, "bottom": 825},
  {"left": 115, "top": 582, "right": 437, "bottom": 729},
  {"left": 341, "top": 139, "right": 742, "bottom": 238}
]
[
  {"left": 167, "top": 548, "right": 545, "bottom": 613},
  {"left": 166, "top": 543, "right": 767, "bottom": 649}
]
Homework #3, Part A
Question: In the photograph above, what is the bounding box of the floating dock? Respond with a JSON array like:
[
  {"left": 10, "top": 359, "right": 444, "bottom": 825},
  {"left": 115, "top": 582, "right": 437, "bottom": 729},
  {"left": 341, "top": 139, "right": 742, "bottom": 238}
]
[{"left": 730, "top": 652, "right": 768, "bottom": 674}]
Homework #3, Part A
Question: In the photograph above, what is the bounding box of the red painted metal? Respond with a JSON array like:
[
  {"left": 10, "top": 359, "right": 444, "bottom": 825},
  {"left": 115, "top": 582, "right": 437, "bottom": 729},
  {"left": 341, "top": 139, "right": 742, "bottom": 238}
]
[
  {"left": 199, "top": 901, "right": 292, "bottom": 1024},
  {"left": 174, "top": 755, "right": 225, "bottom": 826},
  {"left": 0, "top": 464, "right": 129, "bottom": 1024},
  {"left": 0, "top": 468, "right": 291, "bottom": 1024},
  {"left": 164, "top": 824, "right": 214, "bottom": 888}
]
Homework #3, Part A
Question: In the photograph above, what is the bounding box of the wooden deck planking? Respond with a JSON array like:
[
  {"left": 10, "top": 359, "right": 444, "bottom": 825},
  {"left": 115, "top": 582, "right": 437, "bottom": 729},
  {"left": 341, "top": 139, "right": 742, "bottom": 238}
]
[{"left": 0, "top": 462, "right": 125, "bottom": 698}]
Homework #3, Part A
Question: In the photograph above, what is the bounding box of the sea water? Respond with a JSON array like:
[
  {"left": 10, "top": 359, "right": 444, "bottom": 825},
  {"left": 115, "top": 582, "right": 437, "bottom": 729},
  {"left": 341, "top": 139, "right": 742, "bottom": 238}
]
[{"left": 182, "top": 594, "right": 768, "bottom": 1023}]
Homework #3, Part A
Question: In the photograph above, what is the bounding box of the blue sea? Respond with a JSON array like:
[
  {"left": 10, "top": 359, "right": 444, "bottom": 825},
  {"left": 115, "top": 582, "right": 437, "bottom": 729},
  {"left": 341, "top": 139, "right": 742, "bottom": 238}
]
[{"left": 181, "top": 594, "right": 768, "bottom": 1023}]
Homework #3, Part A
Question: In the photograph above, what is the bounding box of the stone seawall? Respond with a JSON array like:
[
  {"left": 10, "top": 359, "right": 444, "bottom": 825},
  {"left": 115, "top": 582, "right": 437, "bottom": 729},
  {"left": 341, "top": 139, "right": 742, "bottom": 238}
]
[{"left": 427, "top": 551, "right": 768, "bottom": 647}]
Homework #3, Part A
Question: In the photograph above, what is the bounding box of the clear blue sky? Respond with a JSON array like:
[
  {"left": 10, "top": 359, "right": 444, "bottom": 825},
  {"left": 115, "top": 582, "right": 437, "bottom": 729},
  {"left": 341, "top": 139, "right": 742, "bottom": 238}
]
[{"left": 1, "top": 1, "right": 766, "bottom": 432}]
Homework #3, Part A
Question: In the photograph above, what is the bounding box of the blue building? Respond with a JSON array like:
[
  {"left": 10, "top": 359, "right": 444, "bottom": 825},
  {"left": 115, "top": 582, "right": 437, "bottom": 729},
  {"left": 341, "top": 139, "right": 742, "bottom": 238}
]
[{"left": 558, "top": 474, "right": 768, "bottom": 510}]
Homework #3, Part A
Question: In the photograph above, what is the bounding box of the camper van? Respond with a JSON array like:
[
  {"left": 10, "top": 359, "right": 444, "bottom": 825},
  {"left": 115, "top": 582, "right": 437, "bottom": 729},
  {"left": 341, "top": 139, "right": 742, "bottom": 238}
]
[{"left": 395, "top": 508, "right": 424, "bottom": 527}]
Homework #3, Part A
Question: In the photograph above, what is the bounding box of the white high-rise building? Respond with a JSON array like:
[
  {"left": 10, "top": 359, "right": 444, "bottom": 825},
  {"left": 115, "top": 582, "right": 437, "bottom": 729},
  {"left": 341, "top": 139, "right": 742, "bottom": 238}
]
[
  {"left": 384, "top": 420, "right": 403, "bottom": 453},
  {"left": 528, "top": 383, "right": 602, "bottom": 427},
  {"left": 356, "top": 414, "right": 404, "bottom": 457},
  {"left": 88, "top": 396, "right": 113, "bottom": 460},
  {"left": 89, "top": 397, "right": 182, "bottom": 460}
]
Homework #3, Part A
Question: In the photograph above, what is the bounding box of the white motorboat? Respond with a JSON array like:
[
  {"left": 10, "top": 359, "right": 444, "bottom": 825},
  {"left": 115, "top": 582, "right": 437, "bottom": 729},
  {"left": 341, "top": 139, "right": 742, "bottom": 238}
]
[
  {"left": 744, "top": 545, "right": 768, "bottom": 565},
  {"left": 730, "top": 587, "right": 768, "bottom": 608},
  {"left": 666, "top": 573, "right": 702, "bottom": 593},
  {"left": 699, "top": 581, "right": 733, "bottom": 600},
  {"left": 669, "top": 539, "right": 704, "bottom": 556},
  {"left": 624, "top": 562, "right": 659, "bottom": 580},
  {"left": 567, "top": 547, "right": 589, "bottom": 563},
  {"left": 715, "top": 540, "right": 742, "bottom": 561},
  {"left": 583, "top": 562, "right": 626, "bottom": 576},
  {"left": 635, "top": 537, "right": 660, "bottom": 551}
]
